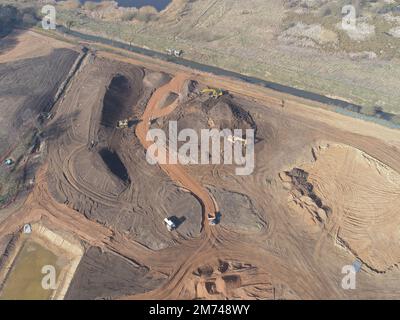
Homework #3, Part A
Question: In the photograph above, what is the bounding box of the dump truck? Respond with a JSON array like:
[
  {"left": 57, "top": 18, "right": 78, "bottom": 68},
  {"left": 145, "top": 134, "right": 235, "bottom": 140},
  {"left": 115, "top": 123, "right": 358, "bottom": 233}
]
[
  {"left": 164, "top": 218, "right": 177, "bottom": 231},
  {"left": 4, "top": 158, "right": 14, "bottom": 166}
]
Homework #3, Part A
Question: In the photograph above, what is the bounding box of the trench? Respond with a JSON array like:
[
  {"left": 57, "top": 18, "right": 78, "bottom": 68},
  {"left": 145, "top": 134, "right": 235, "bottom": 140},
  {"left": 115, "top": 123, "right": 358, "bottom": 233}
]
[{"left": 101, "top": 74, "right": 133, "bottom": 128}]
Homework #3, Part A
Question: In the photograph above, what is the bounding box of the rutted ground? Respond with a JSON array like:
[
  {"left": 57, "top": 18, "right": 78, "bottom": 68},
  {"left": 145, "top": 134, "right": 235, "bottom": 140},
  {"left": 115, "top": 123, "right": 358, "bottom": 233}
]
[
  {"left": 282, "top": 143, "right": 400, "bottom": 272},
  {"left": 65, "top": 247, "right": 166, "bottom": 300},
  {"left": 1, "top": 30, "right": 400, "bottom": 299},
  {"left": 0, "top": 30, "right": 80, "bottom": 220},
  {"left": 47, "top": 55, "right": 203, "bottom": 250}
]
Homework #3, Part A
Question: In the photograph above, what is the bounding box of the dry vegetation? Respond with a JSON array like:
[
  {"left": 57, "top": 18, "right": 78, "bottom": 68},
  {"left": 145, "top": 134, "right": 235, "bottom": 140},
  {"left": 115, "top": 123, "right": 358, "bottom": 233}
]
[{"left": 2, "top": 0, "right": 400, "bottom": 117}]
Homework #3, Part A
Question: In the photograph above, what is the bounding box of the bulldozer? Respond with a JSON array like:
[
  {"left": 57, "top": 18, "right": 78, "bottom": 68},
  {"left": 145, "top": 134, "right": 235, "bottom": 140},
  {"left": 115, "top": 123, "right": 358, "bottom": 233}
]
[
  {"left": 116, "top": 119, "right": 129, "bottom": 129},
  {"left": 201, "top": 87, "right": 224, "bottom": 99}
]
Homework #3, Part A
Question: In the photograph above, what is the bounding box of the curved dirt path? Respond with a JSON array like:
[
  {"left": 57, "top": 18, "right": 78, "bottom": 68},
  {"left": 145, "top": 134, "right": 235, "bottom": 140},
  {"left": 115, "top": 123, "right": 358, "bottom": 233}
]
[
  {"left": 114, "top": 73, "right": 223, "bottom": 299},
  {"left": 135, "top": 73, "right": 218, "bottom": 232}
]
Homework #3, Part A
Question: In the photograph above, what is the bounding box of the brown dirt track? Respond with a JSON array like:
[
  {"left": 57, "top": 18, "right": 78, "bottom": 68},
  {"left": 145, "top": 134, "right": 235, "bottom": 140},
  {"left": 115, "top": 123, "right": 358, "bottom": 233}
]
[{"left": 1, "top": 30, "right": 400, "bottom": 299}]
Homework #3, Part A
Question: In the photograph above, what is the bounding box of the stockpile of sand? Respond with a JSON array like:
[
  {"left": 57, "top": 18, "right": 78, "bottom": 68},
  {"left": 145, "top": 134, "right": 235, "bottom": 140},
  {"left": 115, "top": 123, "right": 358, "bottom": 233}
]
[{"left": 287, "top": 143, "right": 400, "bottom": 271}]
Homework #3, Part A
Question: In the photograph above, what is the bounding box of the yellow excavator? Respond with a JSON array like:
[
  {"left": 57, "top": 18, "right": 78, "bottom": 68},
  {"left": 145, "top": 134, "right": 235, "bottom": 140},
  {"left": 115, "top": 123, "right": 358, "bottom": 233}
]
[{"left": 201, "top": 87, "right": 224, "bottom": 99}]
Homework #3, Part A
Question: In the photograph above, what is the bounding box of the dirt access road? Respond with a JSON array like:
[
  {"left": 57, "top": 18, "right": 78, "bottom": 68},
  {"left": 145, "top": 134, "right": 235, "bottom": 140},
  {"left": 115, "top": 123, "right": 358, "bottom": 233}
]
[{"left": 135, "top": 73, "right": 218, "bottom": 232}]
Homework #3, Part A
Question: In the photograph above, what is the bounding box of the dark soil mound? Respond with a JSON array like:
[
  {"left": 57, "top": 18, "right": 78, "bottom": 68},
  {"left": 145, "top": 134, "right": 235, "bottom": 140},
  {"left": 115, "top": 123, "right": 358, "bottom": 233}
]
[
  {"left": 286, "top": 168, "right": 331, "bottom": 215},
  {"left": 65, "top": 247, "right": 166, "bottom": 300}
]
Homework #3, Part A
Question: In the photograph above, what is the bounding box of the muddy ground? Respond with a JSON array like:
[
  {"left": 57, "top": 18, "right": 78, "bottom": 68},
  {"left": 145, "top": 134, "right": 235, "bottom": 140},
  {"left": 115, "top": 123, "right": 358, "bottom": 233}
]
[
  {"left": 65, "top": 247, "right": 166, "bottom": 300},
  {"left": 1, "top": 30, "right": 400, "bottom": 299},
  {"left": 0, "top": 33, "right": 79, "bottom": 217},
  {"left": 46, "top": 54, "right": 203, "bottom": 250},
  {"left": 0, "top": 47, "right": 79, "bottom": 153}
]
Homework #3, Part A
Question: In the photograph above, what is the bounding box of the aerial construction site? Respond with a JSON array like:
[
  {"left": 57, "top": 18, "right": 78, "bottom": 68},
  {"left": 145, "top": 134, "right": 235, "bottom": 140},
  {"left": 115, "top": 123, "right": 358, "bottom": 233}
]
[{"left": 0, "top": 21, "right": 400, "bottom": 301}]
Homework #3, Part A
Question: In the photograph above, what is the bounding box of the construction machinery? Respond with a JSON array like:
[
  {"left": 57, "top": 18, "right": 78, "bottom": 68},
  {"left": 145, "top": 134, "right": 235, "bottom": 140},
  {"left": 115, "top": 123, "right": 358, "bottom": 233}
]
[
  {"left": 4, "top": 158, "right": 14, "bottom": 166},
  {"left": 23, "top": 224, "right": 32, "bottom": 234},
  {"left": 116, "top": 118, "right": 142, "bottom": 129},
  {"left": 116, "top": 119, "right": 129, "bottom": 129},
  {"left": 208, "top": 212, "right": 221, "bottom": 226},
  {"left": 38, "top": 112, "right": 53, "bottom": 122},
  {"left": 227, "top": 135, "right": 247, "bottom": 146},
  {"left": 201, "top": 87, "right": 224, "bottom": 99},
  {"left": 164, "top": 218, "right": 177, "bottom": 231},
  {"left": 166, "top": 48, "right": 183, "bottom": 57}
]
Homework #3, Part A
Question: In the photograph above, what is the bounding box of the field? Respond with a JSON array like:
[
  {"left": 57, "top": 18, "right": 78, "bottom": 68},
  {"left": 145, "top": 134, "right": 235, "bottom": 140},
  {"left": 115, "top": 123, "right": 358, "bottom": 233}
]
[
  {"left": 1, "top": 0, "right": 398, "bottom": 117},
  {"left": 0, "top": 29, "right": 400, "bottom": 299}
]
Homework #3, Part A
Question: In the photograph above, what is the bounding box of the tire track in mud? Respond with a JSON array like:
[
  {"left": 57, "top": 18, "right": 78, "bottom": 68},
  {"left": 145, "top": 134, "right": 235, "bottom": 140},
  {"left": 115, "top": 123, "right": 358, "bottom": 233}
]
[
  {"left": 126, "top": 75, "right": 287, "bottom": 298},
  {"left": 3, "top": 39, "right": 400, "bottom": 298},
  {"left": 0, "top": 48, "right": 252, "bottom": 299},
  {"left": 135, "top": 73, "right": 218, "bottom": 233},
  {"left": 125, "top": 73, "right": 226, "bottom": 298},
  {"left": 63, "top": 146, "right": 123, "bottom": 207}
]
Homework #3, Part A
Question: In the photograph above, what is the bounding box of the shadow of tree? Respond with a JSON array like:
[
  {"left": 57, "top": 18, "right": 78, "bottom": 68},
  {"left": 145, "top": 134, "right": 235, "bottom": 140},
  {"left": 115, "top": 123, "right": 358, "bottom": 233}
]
[{"left": 0, "top": 4, "right": 20, "bottom": 38}]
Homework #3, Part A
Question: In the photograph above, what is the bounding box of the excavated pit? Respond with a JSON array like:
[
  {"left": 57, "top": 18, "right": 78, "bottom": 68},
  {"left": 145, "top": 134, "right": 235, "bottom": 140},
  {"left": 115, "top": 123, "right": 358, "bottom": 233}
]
[
  {"left": 101, "top": 74, "right": 135, "bottom": 128},
  {"left": 159, "top": 92, "right": 179, "bottom": 109},
  {"left": 99, "top": 148, "right": 130, "bottom": 184}
]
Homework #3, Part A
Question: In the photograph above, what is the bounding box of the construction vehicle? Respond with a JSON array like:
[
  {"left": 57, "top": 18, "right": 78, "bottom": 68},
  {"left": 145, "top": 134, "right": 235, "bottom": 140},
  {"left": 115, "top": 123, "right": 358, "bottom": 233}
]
[
  {"left": 42, "top": 112, "right": 53, "bottom": 120},
  {"left": 23, "top": 224, "right": 32, "bottom": 234},
  {"left": 227, "top": 135, "right": 247, "bottom": 146},
  {"left": 201, "top": 87, "right": 224, "bottom": 99},
  {"left": 39, "top": 112, "right": 53, "bottom": 122},
  {"left": 208, "top": 212, "right": 221, "bottom": 226},
  {"left": 116, "top": 118, "right": 142, "bottom": 129},
  {"left": 166, "top": 48, "right": 183, "bottom": 57},
  {"left": 116, "top": 119, "right": 129, "bottom": 129},
  {"left": 164, "top": 218, "right": 177, "bottom": 231},
  {"left": 4, "top": 158, "right": 13, "bottom": 166}
]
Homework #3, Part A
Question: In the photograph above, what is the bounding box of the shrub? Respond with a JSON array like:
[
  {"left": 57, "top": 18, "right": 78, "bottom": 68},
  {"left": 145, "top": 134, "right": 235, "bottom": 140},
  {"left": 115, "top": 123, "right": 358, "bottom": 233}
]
[
  {"left": 121, "top": 11, "right": 137, "bottom": 22},
  {"left": 135, "top": 6, "right": 157, "bottom": 23},
  {"left": 0, "top": 5, "right": 21, "bottom": 37},
  {"left": 83, "top": 1, "right": 99, "bottom": 11},
  {"left": 391, "top": 114, "right": 400, "bottom": 126}
]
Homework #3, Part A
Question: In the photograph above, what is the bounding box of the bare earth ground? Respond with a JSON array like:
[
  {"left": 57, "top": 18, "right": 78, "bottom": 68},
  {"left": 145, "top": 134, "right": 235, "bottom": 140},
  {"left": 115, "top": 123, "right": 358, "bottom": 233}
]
[
  {"left": 0, "top": 30, "right": 400, "bottom": 299},
  {"left": 0, "top": 30, "right": 79, "bottom": 219}
]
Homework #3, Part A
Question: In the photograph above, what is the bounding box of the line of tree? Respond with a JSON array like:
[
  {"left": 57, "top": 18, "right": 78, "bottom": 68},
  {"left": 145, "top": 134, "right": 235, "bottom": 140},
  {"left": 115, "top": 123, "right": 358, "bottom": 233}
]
[
  {"left": 0, "top": 4, "right": 39, "bottom": 38},
  {"left": 0, "top": 5, "right": 20, "bottom": 37}
]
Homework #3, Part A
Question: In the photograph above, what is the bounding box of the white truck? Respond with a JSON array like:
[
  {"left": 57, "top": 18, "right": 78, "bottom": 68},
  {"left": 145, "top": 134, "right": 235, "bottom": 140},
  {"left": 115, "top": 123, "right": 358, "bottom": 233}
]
[{"left": 164, "top": 218, "right": 177, "bottom": 231}]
